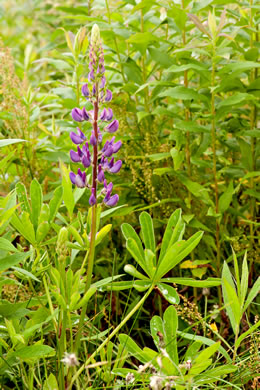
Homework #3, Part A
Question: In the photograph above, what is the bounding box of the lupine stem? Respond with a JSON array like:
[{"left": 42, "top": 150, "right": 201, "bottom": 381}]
[
  {"left": 74, "top": 85, "right": 99, "bottom": 354},
  {"left": 69, "top": 284, "right": 154, "bottom": 390}
]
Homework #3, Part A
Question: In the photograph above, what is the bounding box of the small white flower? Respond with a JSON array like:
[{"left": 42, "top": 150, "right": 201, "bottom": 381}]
[
  {"left": 150, "top": 375, "right": 163, "bottom": 390},
  {"left": 185, "top": 359, "right": 192, "bottom": 370},
  {"left": 61, "top": 352, "right": 79, "bottom": 367},
  {"left": 126, "top": 372, "right": 135, "bottom": 384}
]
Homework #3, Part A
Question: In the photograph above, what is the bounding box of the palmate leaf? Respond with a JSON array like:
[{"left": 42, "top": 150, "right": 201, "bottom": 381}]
[
  {"left": 155, "top": 231, "right": 204, "bottom": 281},
  {"left": 159, "top": 208, "right": 183, "bottom": 263}
]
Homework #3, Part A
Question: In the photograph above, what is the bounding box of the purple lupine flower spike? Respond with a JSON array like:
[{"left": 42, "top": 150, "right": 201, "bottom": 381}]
[
  {"left": 89, "top": 188, "right": 96, "bottom": 206},
  {"left": 69, "top": 23, "right": 122, "bottom": 207},
  {"left": 105, "top": 119, "right": 119, "bottom": 133},
  {"left": 71, "top": 108, "right": 83, "bottom": 122}
]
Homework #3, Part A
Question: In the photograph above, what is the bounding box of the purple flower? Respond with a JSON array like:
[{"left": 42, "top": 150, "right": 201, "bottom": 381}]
[
  {"left": 106, "top": 108, "right": 113, "bottom": 121},
  {"left": 105, "top": 89, "right": 112, "bottom": 102},
  {"left": 82, "top": 107, "right": 90, "bottom": 120},
  {"left": 89, "top": 188, "right": 96, "bottom": 206},
  {"left": 105, "top": 120, "right": 119, "bottom": 133},
  {"left": 110, "top": 160, "right": 122, "bottom": 173},
  {"left": 70, "top": 150, "right": 81, "bottom": 162},
  {"left": 88, "top": 69, "right": 95, "bottom": 82},
  {"left": 100, "top": 108, "right": 107, "bottom": 121},
  {"left": 71, "top": 108, "right": 83, "bottom": 122},
  {"left": 104, "top": 194, "right": 119, "bottom": 207},
  {"left": 82, "top": 84, "right": 90, "bottom": 97},
  {"left": 100, "top": 76, "right": 106, "bottom": 88},
  {"left": 90, "top": 131, "right": 97, "bottom": 146},
  {"left": 70, "top": 169, "right": 87, "bottom": 188},
  {"left": 97, "top": 165, "right": 105, "bottom": 182},
  {"left": 112, "top": 140, "right": 122, "bottom": 153},
  {"left": 70, "top": 128, "right": 86, "bottom": 144}
]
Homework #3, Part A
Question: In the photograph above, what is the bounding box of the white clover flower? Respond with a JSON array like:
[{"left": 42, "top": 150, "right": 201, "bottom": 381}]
[{"left": 61, "top": 352, "right": 79, "bottom": 367}]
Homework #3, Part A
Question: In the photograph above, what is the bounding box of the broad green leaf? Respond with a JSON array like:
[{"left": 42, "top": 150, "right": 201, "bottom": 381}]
[
  {"left": 219, "top": 61, "right": 260, "bottom": 74},
  {"left": 177, "top": 331, "right": 231, "bottom": 362},
  {"left": 217, "top": 93, "right": 255, "bottom": 108},
  {"left": 119, "top": 334, "right": 150, "bottom": 363},
  {"left": 219, "top": 181, "right": 234, "bottom": 213},
  {"left": 11, "top": 212, "right": 36, "bottom": 245},
  {"left": 150, "top": 315, "right": 164, "bottom": 352},
  {"left": 0, "top": 237, "right": 19, "bottom": 253},
  {"left": 12, "top": 266, "right": 40, "bottom": 282},
  {"left": 35, "top": 58, "right": 72, "bottom": 70},
  {"left": 43, "top": 373, "right": 59, "bottom": 390},
  {"left": 16, "top": 182, "right": 30, "bottom": 213},
  {"left": 161, "top": 277, "right": 221, "bottom": 287},
  {"left": 15, "top": 345, "right": 55, "bottom": 360},
  {"left": 139, "top": 212, "right": 155, "bottom": 253},
  {"left": 157, "top": 283, "right": 180, "bottom": 305},
  {"left": 223, "top": 279, "right": 241, "bottom": 334},
  {"left": 36, "top": 222, "right": 50, "bottom": 243},
  {"left": 95, "top": 224, "right": 112, "bottom": 246},
  {"left": 159, "top": 86, "right": 199, "bottom": 100},
  {"left": 195, "top": 365, "right": 237, "bottom": 384},
  {"left": 144, "top": 249, "right": 156, "bottom": 276},
  {"left": 121, "top": 223, "right": 145, "bottom": 262},
  {"left": 222, "top": 262, "right": 239, "bottom": 334},
  {"left": 184, "top": 341, "right": 202, "bottom": 362},
  {"left": 164, "top": 306, "right": 178, "bottom": 365},
  {"left": 159, "top": 209, "right": 182, "bottom": 263},
  {"left": 189, "top": 359, "right": 212, "bottom": 375},
  {"left": 0, "top": 139, "right": 25, "bottom": 148},
  {"left": 124, "top": 264, "right": 148, "bottom": 280},
  {"left": 127, "top": 32, "right": 158, "bottom": 45},
  {"left": 235, "top": 319, "right": 260, "bottom": 348},
  {"left": 0, "top": 252, "right": 32, "bottom": 271},
  {"left": 176, "top": 121, "right": 210, "bottom": 134},
  {"left": 240, "top": 253, "right": 248, "bottom": 308},
  {"left": 148, "top": 47, "right": 174, "bottom": 68},
  {"left": 156, "top": 231, "right": 203, "bottom": 280},
  {"left": 166, "top": 64, "right": 207, "bottom": 73},
  {"left": 30, "top": 179, "right": 43, "bottom": 230},
  {"left": 49, "top": 186, "right": 63, "bottom": 223},
  {"left": 194, "top": 342, "right": 220, "bottom": 364},
  {"left": 243, "top": 277, "right": 260, "bottom": 312}
]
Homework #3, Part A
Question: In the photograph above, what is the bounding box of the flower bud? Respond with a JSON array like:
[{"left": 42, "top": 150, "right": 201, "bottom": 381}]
[{"left": 91, "top": 24, "right": 100, "bottom": 46}]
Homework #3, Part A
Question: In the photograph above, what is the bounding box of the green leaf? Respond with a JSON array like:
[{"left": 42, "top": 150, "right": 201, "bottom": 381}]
[
  {"left": 119, "top": 334, "right": 150, "bottom": 363},
  {"left": 49, "top": 186, "right": 63, "bottom": 223},
  {"left": 35, "top": 58, "right": 72, "bottom": 70},
  {"left": 12, "top": 267, "right": 40, "bottom": 282},
  {"left": 95, "top": 224, "right": 112, "bottom": 246},
  {"left": 219, "top": 61, "right": 260, "bottom": 74},
  {"left": 156, "top": 231, "right": 203, "bottom": 280},
  {"left": 148, "top": 48, "right": 174, "bottom": 68},
  {"left": 124, "top": 264, "right": 148, "bottom": 280},
  {"left": 36, "top": 221, "right": 50, "bottom": 243},
  {"left": 217, "top": 93, "right": 255, "bottom": 108},
  {"left": 43, "top": 373, "right": 59, "bottom": 390},
  {"left": 163, "top": 306, "right": 179, "bottom": 365},
  {"left": 0, "top": 139, "right": 26, "bottom": 148},
  {"left": 240, "top": 253, "right": 248, "bottom": 308},
  {"left": 243, "top": 277, "right": 260, "bottom": 312},
  {"left": 15, "top": 345, "right": 55, "bottom": 360},
  {"left": 222, "top": 262, "right": 240, "bottom": 334},
  {"left": 126, "top": 238, "right": 148, "bottom": 275},
  {"left": 127, "top": 32, "right": 158, "bottom": 45},
  {"left": 219, "top": 181, "right": 234, "bottom": 213},
  {"left": 177, "top": 331, "right": 231, "bottom": 362},
  {"left": 161, "top": 277, "right": 221, "bottom": 287},
  {"left": 159, "top": 86, "right": 199, "bottom": 100},
  {"left": 167, "top": 63, "right": 207, "bottom": 73},
  {"left": 11, "top": 212, "right": 36, "bottom": 245},
  {"left": 139, "top": 212, "right": 155, "bottom": 253},
  {"left": 0, "top": 252, "right": 32, "bottom": 272},
  {"left": 194, "top": 342, "right": 220, "bottom": 364},
  {"left": 16, "top": 182, "right": 30, "bottom": 213},
  {"left": 0, "top": 237, "right": 19, "bottom": 253},
  {"left": 159, "top": 209, "right": 183, "bottom": 263},
  {"left": 223, "top": 278, "right": 241, "bottom": 335},
  {"left": 121, "top": 223, "right": 145, "bottom": 262},
  {"left": 157, "top": 283, "right": 180, "bottom": 305},
  {"left": 235, "top": 319, "right": 260, "bottom": 349},
  {"left": 30, "top": 179, "right": 43, "bottom": 230}
]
